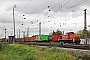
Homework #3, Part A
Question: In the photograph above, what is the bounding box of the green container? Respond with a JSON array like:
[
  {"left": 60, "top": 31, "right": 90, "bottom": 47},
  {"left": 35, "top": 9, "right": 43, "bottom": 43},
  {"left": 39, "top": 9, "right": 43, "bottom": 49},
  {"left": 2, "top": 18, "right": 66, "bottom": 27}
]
[{"left": 41, "top": 35, "right": 48, "bottom": 41}]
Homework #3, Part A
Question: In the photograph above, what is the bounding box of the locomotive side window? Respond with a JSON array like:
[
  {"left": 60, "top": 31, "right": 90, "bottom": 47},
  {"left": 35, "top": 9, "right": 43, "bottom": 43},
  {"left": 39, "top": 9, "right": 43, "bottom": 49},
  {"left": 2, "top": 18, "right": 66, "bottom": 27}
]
[{"left": 60, "top": 36, "right": 62, "bottom": 39}]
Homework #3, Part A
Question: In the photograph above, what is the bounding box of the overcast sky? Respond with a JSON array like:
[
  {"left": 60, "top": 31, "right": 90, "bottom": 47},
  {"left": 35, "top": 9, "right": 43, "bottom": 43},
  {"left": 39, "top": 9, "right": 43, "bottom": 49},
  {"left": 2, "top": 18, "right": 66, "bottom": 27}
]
[{"left": 0, "top": 0, "right": 90, "bottom": 38}]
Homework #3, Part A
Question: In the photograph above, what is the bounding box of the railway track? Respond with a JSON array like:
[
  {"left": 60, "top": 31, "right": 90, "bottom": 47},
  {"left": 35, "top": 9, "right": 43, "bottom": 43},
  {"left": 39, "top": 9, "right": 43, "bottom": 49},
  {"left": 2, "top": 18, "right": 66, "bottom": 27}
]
[
  {"left": 59, "top": 44, "right": 90, "bottom": 50},
  {"left": 18, "top": 42, "right": 90, "bottom": 50}
]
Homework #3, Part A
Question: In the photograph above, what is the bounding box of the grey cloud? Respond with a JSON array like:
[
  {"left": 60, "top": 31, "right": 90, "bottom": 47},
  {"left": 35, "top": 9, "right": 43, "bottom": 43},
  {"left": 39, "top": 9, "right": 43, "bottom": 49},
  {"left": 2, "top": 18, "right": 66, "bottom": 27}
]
[
  {"left": 1, "top": 0, "right": 90, "bottom": 14},
  {"left": 0, "top": 19, "right": 13, "bottom": 23}
]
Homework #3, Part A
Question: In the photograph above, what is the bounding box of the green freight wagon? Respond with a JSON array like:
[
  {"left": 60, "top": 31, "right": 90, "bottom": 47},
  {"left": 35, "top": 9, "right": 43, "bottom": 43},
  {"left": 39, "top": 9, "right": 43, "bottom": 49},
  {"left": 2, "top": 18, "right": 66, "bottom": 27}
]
[{"left": 41, "top": 35, "right": 49, "bottom": 41}]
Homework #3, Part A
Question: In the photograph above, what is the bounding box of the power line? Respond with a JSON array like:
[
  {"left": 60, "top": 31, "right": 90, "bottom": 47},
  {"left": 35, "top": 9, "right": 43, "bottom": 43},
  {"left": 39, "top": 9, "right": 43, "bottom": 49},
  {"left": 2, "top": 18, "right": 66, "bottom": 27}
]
[
  {"left": 50, "top": 0, "right": 71, "bottom": 12},
  {"left": 62, "top": 0, "right": 71, "bottom": 7},
  {"left": 10, "top": 1, "right": 65, "bottom": 24},
  {"left": 49, "top": 0, "right": 61, "bottom": 9},
  {"left": 16, "top": 0, "right": 90, "bottom": 25},
  {"left": 49, "top": 0, "right": 56, "bottom": 6},
  {"left": 16, "top": 0, "right": 26, "bottom": 10},
  {"left": 18, "top": 0, "right": 32, "bottom": 14},
  {"left": 49, "top": 0, "right": 86, "bottom": 18},
  {"left": 30, "top": 0, "right": 90, "bottom": 26},
  {"left": 61, "top": 0, "right": 90, "bottom": 16},
  {"left": 55, "top": 0, "right": 72, "bottom": 12}
]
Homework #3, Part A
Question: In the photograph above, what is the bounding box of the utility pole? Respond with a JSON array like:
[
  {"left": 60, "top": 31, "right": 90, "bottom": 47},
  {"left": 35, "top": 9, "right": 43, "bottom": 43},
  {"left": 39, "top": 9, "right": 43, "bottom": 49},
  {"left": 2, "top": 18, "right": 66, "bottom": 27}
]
[
  {"left": 27, "top": 27, "right": 29, "bottom": 37},
  {"left": 13, "top": 5, "right": 16, "bottom": 43},
  {"left": 39, "top": 22, "right": 41, "bottom": 40},
  {"left": 11, "top": 31, "right": 13, "bottom": 36},
  {"left": 5, "top": 28, "right": 6, "bottom": 40},
  {"left": 84, "top": 9, "right": 87, "bottom": 44},
  {"left": 22, "top": 31, "right": 25, "bottom": 42},
  {"left": 17, "top": 31, "right": 18, "bottom": 38},
  {"left": 19, "top": 29, "right": 20, "bottom": 39},
  {"left": 23, "top": 31, "right": 25, "bottom": 38},
  {"left": 39, "top": 22, "right": 41, "bottom": 35}
]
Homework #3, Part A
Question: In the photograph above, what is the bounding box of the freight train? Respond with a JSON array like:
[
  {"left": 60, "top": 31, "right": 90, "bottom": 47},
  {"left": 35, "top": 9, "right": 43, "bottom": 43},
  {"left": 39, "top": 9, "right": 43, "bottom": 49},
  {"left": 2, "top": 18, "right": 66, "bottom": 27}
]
[
  {"left": 1, "top": 32, "right": 80, "bottom": 44},
  {"left": 18, "top": 32, "right": 80, "bottom": 44}
]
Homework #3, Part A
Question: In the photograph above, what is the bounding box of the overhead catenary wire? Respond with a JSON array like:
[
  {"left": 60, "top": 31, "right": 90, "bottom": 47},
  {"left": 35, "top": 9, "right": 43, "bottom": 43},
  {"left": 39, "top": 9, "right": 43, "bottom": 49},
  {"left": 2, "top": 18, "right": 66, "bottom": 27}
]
[
  {"left": 54, "top": 0, "right": 84, "bottom": 13},
  {"left": 15, "top": 0, "right": 90, "bottom": 26},
  {"left": 33, "top": 0, "right": 87, "bottom": 30},
  {"left": 60, "top": 0, "right": 90, "bottom": 18},
  {"left": 11, "top": 0, "right": 90, "bottom": 26},
  {"left": 8, "top": 0, "right": 70, "bottom": 24},
  {"left": 17, "top": 0, "right": 32, "bottom": 14},
  {"left": 55, "top": 0, "right": 71, "bottom": 12},
  {"left": 1, "top": 0, "right": 89, "bottom": 22},
  {"left": 21, "top": 0, "right": 61, "bottom": 24},
  {"left": 16, "top": 0, "right": 26, "bottom": 10},
  {"left": 49, "top": 0, "right": 56, "bottom": 6},
  {"left": 48, "top": 0, "right": 89, "bottom": 20},
  {"left": 42, "top": 0, "right": 87, "bottom": 30}
]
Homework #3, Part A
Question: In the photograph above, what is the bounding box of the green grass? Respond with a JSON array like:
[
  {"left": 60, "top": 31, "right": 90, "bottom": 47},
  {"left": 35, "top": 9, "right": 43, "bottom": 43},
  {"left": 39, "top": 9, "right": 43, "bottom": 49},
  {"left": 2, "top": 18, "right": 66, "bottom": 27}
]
[{"left": 0, "top": 43, "right": 78, "bottom": 60}]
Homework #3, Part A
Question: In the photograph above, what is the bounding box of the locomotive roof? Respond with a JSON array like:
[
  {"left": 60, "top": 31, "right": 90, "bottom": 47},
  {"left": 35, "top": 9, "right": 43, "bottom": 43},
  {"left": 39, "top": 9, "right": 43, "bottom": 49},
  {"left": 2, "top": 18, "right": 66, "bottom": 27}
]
[{"left": 66, "top": 32, "right": 75, "bottom": 34}]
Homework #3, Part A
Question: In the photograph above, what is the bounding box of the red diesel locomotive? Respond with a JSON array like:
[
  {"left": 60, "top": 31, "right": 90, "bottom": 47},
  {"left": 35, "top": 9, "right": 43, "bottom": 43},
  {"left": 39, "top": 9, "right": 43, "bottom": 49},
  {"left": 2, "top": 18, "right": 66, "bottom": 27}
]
[{"left": 58, "top": 32, "right": 80, "bottom": 44}]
